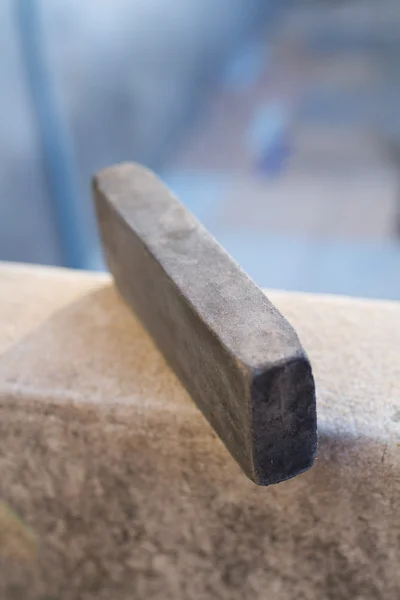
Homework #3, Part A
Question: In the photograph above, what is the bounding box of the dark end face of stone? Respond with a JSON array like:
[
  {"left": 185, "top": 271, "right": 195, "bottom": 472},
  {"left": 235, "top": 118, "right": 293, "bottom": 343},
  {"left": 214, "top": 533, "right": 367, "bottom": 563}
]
[{"left": 93, "top": 163, "right": 317, "bottom": 485}]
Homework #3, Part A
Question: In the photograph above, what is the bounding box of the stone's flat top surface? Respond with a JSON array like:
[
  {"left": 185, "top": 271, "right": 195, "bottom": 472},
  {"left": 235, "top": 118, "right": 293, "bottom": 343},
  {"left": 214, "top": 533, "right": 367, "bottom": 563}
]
[
  {"left": 0, "top": 262, "right": 399, "bottom": 599},
  {"left": 95, "top": 163, "right": 303, "bottom": 369}
]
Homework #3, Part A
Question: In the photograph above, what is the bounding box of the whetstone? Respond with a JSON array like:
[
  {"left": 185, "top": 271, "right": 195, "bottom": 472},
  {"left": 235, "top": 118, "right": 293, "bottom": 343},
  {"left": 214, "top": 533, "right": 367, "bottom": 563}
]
[{"left": 93, "top": 163, "right": 317, "bottom": 485}]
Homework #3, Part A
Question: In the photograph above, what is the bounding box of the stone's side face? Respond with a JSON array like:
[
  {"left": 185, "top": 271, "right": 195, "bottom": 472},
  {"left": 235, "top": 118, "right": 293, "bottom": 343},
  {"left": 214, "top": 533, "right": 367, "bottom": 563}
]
[{"left": 93, "top": 163, "right": 317, "bottom": 485}]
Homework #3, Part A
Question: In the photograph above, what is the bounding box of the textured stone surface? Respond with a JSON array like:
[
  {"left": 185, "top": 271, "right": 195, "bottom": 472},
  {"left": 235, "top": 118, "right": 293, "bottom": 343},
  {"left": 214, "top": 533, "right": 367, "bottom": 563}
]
[
  {"left": 0, "top": 263, "right": 399, "bottom": 599},
  {"left": 93, "top": 162, "right": 317, "bottom": 485},
  {"left": 0, "top": 263, "right": 399, "bottom": 598}
]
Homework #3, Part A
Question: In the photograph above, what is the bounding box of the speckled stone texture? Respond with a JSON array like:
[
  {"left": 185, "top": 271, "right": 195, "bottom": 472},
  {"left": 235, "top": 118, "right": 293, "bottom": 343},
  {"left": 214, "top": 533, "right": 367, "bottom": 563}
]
[
  {"left": 0, "top": 262, "right": 399, "bottom": 600},
  {"left": 94, "top": 163, "right": 317, "bottom": 485}
]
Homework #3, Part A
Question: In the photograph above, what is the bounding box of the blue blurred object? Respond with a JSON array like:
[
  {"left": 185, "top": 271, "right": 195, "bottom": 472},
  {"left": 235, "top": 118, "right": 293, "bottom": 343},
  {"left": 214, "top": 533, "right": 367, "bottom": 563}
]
[
  {"left": 256, "top": 137, "right": 291, "bottom": 176},
  {"left": 247, "top": 105, "right": 287, "bottom": 153},
  {"left": 14, "top": 0, "right": 93, "bottom": 269},
  {"left": 246, "top": 104, "right": 291, "bottom": 176}
]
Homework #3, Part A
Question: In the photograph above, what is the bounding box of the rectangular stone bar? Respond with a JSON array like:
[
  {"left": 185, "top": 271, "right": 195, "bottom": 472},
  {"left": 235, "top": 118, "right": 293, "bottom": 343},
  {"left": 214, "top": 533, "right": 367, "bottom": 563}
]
[{"left": 93, "top": 163, "right": 317, "bottom": 485}]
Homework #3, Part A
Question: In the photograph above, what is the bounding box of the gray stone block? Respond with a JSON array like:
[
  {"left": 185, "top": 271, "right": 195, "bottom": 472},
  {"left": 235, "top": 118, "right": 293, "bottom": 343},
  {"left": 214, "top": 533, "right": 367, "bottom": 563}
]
[{"left": 93, "top": 163, "right": 317, "bottom": 485}]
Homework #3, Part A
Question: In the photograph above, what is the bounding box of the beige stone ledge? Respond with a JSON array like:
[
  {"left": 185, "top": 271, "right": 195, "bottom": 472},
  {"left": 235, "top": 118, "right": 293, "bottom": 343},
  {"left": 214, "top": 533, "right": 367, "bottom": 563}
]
[{"left": 0, "top": 262, "right": 399, "bottom": 599}]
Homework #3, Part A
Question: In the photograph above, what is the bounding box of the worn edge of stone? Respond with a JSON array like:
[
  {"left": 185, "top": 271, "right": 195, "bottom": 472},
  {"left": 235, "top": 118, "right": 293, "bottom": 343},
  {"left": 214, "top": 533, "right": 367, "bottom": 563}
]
[{"left": 92, "top": 162, "right": 318, "bottom": 485}]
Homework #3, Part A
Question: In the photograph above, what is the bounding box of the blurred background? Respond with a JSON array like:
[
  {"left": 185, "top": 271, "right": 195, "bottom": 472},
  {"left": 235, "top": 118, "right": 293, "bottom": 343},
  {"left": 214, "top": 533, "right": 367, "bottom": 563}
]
[{"left": 1, "top": 0, "right": 400, "bottom": 299}]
